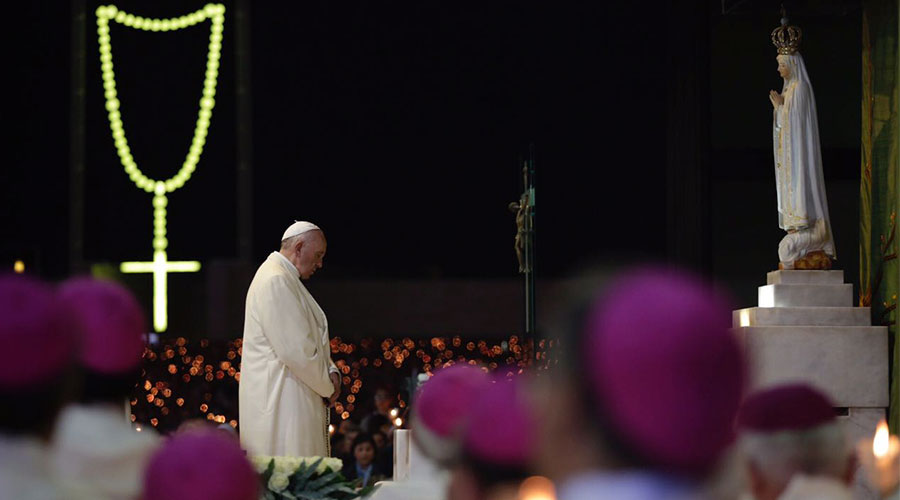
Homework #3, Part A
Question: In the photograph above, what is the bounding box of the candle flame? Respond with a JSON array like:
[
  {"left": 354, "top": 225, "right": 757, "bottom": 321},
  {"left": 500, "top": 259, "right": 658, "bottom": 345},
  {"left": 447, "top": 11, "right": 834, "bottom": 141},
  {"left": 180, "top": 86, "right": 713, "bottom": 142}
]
[
  {"left": 873, "top": 420, "right": 889, "bottom": 458},
  {"left": 518, "top": 476, "right": 556, "bottom": 500}
]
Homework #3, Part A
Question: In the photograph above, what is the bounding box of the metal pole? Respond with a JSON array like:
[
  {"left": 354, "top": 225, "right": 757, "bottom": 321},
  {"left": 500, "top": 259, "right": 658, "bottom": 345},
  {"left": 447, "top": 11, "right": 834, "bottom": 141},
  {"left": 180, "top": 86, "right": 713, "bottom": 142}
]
[
  {"left": 524, "top": 145, "right": 536, "bottom": 339},
  {"left": 235, "top": 0, "right": 253, "bottom": 262},
  {"left": 70, "top": 0, "right": 86, "bottom": 275},
  {"left": 665, "top": 0, "right": 710, "bottom": 274}
]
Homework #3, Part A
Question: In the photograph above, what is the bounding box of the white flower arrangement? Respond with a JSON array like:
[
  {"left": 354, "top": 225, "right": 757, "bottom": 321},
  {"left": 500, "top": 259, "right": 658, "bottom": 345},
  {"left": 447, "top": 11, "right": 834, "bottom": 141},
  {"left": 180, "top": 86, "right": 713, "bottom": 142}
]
[
  {"left": 251, "top": 455, "right": 371, "bottom": 500},
  {"left": 251, "top": 455, "right": 344, "bottom": 480}
]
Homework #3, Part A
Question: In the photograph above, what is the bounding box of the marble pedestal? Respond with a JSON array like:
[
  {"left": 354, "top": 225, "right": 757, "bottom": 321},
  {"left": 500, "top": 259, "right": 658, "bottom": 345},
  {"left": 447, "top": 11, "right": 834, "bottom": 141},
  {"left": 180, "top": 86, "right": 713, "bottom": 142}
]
[{"left": 733, "top": 270, "right": 889, "bottom": 499}]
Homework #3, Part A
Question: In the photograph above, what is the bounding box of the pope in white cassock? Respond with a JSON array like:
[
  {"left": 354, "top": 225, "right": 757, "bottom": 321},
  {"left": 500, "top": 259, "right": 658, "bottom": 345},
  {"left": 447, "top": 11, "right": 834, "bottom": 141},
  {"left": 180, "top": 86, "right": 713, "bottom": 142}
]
[{"left": 239, "top": 221, "right": 341, "bottom": 457}]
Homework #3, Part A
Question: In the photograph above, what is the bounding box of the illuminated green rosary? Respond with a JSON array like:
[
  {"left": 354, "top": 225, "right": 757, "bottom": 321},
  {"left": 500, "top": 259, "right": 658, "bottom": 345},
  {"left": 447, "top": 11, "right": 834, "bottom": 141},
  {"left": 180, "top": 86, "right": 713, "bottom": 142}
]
[{"left": 96, "top": 4, "right": 225, "bottom": 332}]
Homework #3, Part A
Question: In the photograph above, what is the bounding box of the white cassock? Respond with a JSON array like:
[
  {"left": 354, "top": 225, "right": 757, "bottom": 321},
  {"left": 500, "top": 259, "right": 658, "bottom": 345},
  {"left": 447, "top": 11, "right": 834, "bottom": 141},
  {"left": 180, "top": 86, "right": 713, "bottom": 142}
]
[
  {"left": 0, "top": 434, "right": 70, "bottom": 500},
  {"left": 239, "top": 251, "right": 337, "bottom": 457},
  {"left": 557, "top": 472, "right": 702, "bottom": 500},
  {"left": 776, "top": 475, "right": 853, "bottom": 500},
  {"left": 51, "top": 403, "right": 159, "bottom": 500}
]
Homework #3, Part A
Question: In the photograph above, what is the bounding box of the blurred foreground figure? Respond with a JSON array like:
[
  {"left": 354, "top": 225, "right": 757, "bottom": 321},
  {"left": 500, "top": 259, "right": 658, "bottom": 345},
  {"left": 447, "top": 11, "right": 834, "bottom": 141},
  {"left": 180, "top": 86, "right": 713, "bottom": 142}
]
[
  {"left": 448, "top": 376, "right": 536, "bottom": 500},
  {"left": 52, "top": 278, "right": 159, "bottom": 499},
  {"left": 0, "top": 276, "right": 76, "bottom": 499},
  {"left": 737, "top": 384, "right": 854, "bottom": 500},
  {"left": 532, "top": 267, "right": 746, "bottom": 500},
  {"left": 368, "top": 364, "right": 489, "bottom": 500},
  {"left": 142, "top": 429, "right": 258, "bottom": 500},
  {"left": 412, "top": 364, "right": 490, "bottom": 465}
]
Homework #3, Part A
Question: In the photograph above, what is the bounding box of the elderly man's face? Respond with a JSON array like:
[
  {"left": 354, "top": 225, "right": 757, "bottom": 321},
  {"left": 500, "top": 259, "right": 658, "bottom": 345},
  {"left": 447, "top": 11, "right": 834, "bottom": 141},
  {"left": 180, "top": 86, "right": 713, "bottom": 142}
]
[{"left": 297, "top": 232, "right": 327, "bottom": 280}]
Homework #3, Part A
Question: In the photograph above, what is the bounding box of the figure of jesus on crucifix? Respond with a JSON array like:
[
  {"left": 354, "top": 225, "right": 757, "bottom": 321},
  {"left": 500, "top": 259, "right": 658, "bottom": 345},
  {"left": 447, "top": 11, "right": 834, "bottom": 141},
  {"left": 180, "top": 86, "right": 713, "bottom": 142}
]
[
  {"left": 509, "top": 165, "right": 534, "bottom": 274},
  {"left": 509, "top": 191, "right": 531, "bottom": 274}
]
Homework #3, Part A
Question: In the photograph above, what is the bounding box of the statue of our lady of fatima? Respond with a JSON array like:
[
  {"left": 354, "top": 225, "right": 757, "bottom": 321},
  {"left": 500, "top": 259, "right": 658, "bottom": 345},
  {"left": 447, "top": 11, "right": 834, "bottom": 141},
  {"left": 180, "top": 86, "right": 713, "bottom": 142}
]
[{"left": 768, "top": 11, "right": 836, "bottom": 270}]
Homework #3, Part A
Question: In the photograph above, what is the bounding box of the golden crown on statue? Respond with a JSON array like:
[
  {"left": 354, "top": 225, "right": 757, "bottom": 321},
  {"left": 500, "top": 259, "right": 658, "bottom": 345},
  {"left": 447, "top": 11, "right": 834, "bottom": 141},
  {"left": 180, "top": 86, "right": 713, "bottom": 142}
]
[{"left": 771, "top": 8, "right": 802, "bottom": 55}]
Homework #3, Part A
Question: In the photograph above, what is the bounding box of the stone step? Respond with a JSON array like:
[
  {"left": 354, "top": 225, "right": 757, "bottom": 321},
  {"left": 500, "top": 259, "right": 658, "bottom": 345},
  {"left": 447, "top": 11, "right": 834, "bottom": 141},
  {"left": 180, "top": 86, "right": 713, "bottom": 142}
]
[
  {"left": 758, "top": 283, "right": 853, "bottom": 307},
  {"left": 767, "top": 270, "right": 845, "bottom": 285},
  {"left": 733, "top": 307, "right": 871, "bottom": 327},
  {"left": 734, "top": 325, "right": 889, "bottom": 407}
]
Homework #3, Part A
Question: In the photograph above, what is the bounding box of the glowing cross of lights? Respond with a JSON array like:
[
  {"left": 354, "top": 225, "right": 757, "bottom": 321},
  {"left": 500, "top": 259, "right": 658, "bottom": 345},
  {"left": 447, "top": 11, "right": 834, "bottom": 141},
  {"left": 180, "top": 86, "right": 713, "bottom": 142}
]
[
  {"left": 121, "top": 251, "right": 200, "bottom": 333},
  {"left": 121, "top": 189, "right": 200, "bottom": 332}
]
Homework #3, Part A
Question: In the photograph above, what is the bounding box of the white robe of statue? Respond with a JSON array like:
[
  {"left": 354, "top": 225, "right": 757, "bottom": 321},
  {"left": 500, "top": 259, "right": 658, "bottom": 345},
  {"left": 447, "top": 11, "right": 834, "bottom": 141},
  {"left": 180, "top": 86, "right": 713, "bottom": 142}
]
[
  {"left": 772, "top": 53, "right": 836, "bottom": 268},
  {"left": 51, "top": 403, "right": 159, "bottom": 500},
  {"left": 239, "top": 252, "right": 337, "bottom": 457}
]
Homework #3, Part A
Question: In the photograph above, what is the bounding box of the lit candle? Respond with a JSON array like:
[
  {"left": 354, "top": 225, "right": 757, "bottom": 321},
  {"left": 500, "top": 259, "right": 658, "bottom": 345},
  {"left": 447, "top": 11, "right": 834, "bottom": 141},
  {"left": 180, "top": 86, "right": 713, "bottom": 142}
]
[
  {"left": 394, "top": 429, "right": 410, "bottom": 481},
  {"left": 518, "top": 475, "right": 556, "bottom": 500},
  {"left": 857, "top": 419, "right": 900, "bottom": 497}
]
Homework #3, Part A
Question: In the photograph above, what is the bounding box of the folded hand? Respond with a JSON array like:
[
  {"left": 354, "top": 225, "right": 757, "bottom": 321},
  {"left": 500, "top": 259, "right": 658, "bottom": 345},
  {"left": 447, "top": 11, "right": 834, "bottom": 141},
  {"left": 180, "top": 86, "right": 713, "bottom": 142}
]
[{"left": 769, "top": 90, "right": 784, "bottom": 108}]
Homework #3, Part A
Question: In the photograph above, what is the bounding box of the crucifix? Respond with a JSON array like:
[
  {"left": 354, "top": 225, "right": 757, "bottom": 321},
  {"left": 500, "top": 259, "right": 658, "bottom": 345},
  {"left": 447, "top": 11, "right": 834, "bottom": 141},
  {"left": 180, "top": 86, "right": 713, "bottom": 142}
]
[
  {"left": 95, "top": 4, "right": 225, "bottom": 332},
  {"left": 509, "top": 146, "right": 536, "bottom": 338}
]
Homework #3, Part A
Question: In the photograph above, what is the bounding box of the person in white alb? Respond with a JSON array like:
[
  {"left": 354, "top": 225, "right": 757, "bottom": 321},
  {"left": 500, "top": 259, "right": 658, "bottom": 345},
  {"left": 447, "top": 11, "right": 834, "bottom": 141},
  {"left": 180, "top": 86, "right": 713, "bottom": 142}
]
[
  {"left": 530, "top": 268, "right": 746, "bottom": 500},
  {"left": 736, "top": 384, "right": 855, "bottom": 500},
  {"left": 239, "top": 221, "right": 341, "bottom": 457},
  {"left": 0, "top": 276, "right": 77, "bottom": 500},
  {"left": 52, "top": 278, "right": 159, "bottom": 500}
]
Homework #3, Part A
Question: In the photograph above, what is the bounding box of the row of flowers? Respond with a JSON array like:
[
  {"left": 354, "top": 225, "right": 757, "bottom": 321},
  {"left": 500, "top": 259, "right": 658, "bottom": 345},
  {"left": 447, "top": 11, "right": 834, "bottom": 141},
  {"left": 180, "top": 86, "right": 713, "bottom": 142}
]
[{"left": 252, "top": 456, "right": 369, "bottom": 500}]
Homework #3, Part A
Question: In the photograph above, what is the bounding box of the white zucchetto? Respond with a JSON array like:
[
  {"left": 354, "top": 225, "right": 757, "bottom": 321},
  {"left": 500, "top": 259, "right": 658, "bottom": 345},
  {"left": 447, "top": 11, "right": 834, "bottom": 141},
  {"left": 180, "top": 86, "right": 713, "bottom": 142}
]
[{"left": 281, "top": 221, "right": 321, "bottom": 241}]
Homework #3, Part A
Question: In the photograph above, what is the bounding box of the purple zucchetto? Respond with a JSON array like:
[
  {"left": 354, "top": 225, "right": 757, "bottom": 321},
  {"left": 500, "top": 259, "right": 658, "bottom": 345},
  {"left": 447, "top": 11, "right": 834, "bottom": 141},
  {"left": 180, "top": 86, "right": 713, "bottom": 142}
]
[
  {"left": 583, "top": 267, "right": 745, "bottom": 476},
  {"left": 143, "top": 430, "right": 258, "bottom": 500},
  {"left": 58, "top": 278, "right": 146, "bottom": 374},
  {"left": 462, "top": 376, "right": 535, "bottom": 466},
  {"left": 737, "top": 384, "right": 836, "bottom": 433},
  {"left": 0, "top": 275, "right": 75, "bottom": 389},
  {"left": 412, "top": 364, "right": 490, "bottom": 463}
]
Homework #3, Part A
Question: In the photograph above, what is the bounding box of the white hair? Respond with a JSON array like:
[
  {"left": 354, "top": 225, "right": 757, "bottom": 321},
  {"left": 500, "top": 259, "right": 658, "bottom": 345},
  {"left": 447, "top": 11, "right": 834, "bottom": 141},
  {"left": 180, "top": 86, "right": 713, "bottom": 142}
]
[
  {"left": 280, "top": 229, "right": 322, "bottom": 252},
  {"left": 741, "top": 421, "right": 850, "bottom": 487}
]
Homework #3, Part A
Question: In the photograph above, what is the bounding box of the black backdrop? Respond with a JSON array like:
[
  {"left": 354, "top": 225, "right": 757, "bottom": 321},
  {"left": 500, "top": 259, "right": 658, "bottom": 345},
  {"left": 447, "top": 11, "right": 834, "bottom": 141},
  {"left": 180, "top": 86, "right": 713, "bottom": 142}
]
[
  {"left": 6, "top": 1, "right": 667, "bottom": 281},
  {"left": 4, "top": 1, "right": 862, "bottom": 315}
]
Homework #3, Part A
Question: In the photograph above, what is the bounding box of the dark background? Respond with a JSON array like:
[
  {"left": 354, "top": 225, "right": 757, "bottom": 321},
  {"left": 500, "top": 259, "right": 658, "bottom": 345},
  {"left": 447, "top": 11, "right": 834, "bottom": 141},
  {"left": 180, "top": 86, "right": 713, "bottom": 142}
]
[{"left": 3, "top": 0, "right": 862, "bottom": 336}]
